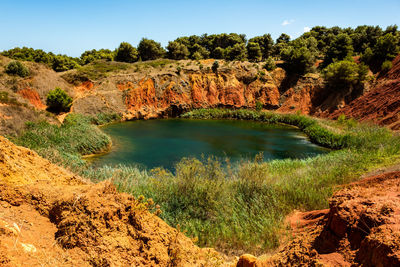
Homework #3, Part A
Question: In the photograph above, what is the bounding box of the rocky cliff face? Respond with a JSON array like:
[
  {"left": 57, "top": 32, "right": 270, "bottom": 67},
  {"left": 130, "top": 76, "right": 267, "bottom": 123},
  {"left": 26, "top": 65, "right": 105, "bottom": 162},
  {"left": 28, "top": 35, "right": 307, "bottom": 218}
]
[{"left": 0, "top": 56, "right": 379, "bottom": 134}]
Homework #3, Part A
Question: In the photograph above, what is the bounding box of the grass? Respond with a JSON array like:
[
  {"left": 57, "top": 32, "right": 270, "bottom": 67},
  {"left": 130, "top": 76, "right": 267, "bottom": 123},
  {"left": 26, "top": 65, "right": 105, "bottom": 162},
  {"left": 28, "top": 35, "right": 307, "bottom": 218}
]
[{"left": 9, "top": 108, "right": 400, "bottom": 254}]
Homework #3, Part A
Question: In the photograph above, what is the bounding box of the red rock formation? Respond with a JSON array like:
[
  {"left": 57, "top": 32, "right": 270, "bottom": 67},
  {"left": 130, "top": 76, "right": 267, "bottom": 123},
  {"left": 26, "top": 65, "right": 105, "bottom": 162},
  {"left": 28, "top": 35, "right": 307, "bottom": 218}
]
[{"left": 17, "top": 88, "right": 46, "bottom": 110}]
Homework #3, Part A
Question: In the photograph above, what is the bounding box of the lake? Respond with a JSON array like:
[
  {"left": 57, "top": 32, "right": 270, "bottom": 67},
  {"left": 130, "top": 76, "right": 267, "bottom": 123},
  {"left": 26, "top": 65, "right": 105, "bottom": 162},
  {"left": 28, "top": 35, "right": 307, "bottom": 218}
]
[{"left": 90, "top": 119, "right": 329, "bottom": 170}]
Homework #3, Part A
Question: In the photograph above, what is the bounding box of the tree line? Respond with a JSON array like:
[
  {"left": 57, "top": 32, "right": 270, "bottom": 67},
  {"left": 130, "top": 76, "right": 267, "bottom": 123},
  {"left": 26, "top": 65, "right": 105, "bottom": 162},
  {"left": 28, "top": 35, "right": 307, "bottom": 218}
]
[{"left": 1, "top": 25, "right": 399, "bottom": 75}]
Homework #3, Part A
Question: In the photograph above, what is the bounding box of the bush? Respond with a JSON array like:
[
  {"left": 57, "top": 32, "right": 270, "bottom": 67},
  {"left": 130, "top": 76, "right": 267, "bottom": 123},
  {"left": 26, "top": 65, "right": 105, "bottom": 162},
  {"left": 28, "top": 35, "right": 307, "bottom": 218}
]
[
  {"left": 323, "top": 60, "right": 368, "bottom": 90},
  {"left": 263, "top": 57, "right": 276, "bottom": 71},
  {"left": 255, "top": 101, "right": 263, "bottom": 111},
  {"left": 212, "top": 60, "right": 219, "bottom": 73},
  {"left": 46, "top": 87, "right": 73, "bottom": 113},
  {"left": 381, "top": 60, "right": 393, "bottom": 73},
  {"left": 5, "top": 61, "right": 29, "bottom": 77}
]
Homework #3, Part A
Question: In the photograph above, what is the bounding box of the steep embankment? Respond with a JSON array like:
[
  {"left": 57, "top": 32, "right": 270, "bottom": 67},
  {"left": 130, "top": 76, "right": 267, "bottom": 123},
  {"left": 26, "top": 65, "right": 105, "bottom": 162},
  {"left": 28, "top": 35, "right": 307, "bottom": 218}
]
[
  {"left": 1, "top": 57, "right": 358, "bottom": 135},
  {"left": 237, "top": 171, "right": 400, "bottom": 266},
  {"left": 330, "top": 55, "right": 400, "bottom": 130},
  {"left": 0, "top": 136, "right": 222, "bottom": 266}
]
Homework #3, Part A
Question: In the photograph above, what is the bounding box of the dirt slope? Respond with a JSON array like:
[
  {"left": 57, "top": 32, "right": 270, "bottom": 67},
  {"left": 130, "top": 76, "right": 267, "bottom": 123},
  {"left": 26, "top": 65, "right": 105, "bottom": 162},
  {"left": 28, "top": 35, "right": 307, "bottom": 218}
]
[
  {"left": 237, "top": 171, "right": 400, "bottom": 266},
  {"left": 0, "top": 136, "right": 222, "bottom": 266},
  {"left": 329, "top": 55, "right": 400, "bottom": 130}
]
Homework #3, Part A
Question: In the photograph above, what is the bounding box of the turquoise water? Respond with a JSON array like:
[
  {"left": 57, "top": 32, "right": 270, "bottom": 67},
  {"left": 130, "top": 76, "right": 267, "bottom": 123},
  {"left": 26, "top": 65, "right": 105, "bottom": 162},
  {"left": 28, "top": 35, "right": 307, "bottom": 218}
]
[{"left": 91, "top": 119, "right": 329, "bottom": 170}]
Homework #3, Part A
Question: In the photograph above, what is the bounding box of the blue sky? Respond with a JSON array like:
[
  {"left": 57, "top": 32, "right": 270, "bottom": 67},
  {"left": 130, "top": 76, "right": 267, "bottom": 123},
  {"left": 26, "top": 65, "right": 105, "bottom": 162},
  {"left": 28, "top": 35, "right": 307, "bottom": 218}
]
[{"left": 1, "top": 0, "right": 399, "bottom": 57}]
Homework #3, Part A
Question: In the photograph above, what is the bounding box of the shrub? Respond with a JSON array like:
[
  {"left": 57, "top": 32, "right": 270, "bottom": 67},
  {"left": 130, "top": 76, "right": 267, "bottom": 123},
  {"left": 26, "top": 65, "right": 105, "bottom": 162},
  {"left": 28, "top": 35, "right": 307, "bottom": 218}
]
[
  {"left": 212, "top": 60, "right": 219, "bottom": 73},
  {"left": 255, "top": 101, "right": 263, "bottom": 111},
  {"left": 381, "top": 60, "right": 393, "bottom": 73},
  {"left": 263, "top": 57, "right": 276, "bottom": 71},
  {"left": 46, "top": 87, "right": 73, "bottom": 113},
  {"left": 5, "top": 61, "right": 29, "bottom": 77}
]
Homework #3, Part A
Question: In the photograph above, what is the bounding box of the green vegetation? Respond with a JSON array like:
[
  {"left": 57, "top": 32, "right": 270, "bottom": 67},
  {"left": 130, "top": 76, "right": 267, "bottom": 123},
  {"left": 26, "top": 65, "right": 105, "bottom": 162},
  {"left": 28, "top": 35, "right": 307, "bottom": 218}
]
[
  {"left": 323, "top": 59, "right": 368, "bottom": 90},
  {"left": 46, "top": 87, "right": 73, "bottom": 114},
  {"left": 5, "top": 61, "right": 30, "bottom": 77},
  {"left": 10, "top": 108, "right": 400, "bottom": 254},
  {"left": 1, "top": 47, "right": 80, "bottom": 72},
  {"left": 115, "top": 42, "right": 138, "bottom": 63},
  {"left": 80, "top": 49, "right": 114, "bottom": 64},
  {"left": 2, "top": 25, "right": 398, "bottom": 75},
  {"left": 212, "top": 60, "right": 219, "bottom": 73},
  {"left": 137, "top": 38, "right": 166, "bottom": 61},
  {"left": 280, "top": 37, "right": 318, "bottom": 75},
  {"left": 10, "top": 113, "right": 111, "bottom": 167}
]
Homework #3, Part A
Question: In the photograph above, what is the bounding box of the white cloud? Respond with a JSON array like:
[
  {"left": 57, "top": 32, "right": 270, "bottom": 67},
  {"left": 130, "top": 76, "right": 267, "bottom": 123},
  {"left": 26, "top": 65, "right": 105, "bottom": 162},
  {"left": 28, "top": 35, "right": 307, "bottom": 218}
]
[
  {"left": 282, "top": 19, "right": 295, "bottom": 26},
  {"left": 303, "top": 26, "right": 311, "bottom": 32}
]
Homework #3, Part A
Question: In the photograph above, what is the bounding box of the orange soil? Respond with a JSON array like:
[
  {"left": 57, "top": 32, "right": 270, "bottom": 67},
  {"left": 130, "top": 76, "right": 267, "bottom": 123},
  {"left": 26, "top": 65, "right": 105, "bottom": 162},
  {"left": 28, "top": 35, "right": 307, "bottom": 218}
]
[
  {"left": 17, "top": 88, "right": 46, "bottom": 110},
  {"left": 0, "top": 136, "right": 223, "bottom": 266},
  {"left": 237, "top": 171, "right": 400, "bottom": 266}
]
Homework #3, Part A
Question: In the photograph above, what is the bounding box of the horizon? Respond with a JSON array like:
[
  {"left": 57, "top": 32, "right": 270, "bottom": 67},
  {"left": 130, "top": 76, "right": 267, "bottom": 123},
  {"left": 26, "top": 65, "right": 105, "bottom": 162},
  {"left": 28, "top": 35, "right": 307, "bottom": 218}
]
[{"left": 1, "top": 0, "right": 400, "bottom": 57}]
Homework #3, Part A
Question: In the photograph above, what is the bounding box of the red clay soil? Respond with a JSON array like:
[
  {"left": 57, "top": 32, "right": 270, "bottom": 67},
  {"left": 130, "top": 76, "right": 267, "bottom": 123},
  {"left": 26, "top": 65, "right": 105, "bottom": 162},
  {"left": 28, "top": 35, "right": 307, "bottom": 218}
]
[
  {"left": 17, "top": 88, "right": 46, "bottom": 110},
  {"left": 0, "top": 136, "right": 223, "bottom": 266},
  {"left": 329, "top": 55, "right": 400, "bottom": 130},
  {"left": 237, "top": 171, "right": 400, "bottom": 266}
]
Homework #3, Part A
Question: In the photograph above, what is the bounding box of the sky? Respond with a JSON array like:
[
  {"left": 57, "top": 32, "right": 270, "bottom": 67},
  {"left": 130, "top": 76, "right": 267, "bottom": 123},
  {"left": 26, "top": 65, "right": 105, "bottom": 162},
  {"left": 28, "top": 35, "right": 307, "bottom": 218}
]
[{"left": 1, "top": 0, "right": 399, "bottom": 57}]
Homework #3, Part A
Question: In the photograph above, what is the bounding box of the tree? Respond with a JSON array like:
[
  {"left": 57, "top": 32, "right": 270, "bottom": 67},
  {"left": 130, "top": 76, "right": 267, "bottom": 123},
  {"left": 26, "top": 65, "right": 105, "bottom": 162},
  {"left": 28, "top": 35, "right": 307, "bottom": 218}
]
[
  {"left": 80, "top": 49, "right": 114, "bottom": 65},
  {"left": 191, "top": 44, "right": 210, "bottom": 60},
  {"left": 5, "top": 61, "right": 30, "bottom": 77},
  {"left": 46, "top": 87, "right": 73, "bottom": 113},
  {"left": 212, "top": 47, "right": 225, "bottom": 59},
  {"left": 115, "top": 42, "right": 138, "bottom": 63},
  {"left": 361, "top": 33, "right": 399, "bottom": 71},
  {"left": 248, "top": 34, "right": 274, "bottom": 59},
  {"left": 226, "top": 43, "right": 247, "bottom": 61},
  {"left": 323, "top": 59, "right": 368, "bottom": 90},
  {"left": 246, "top": 42, "right": 262, "bottom": 62},
  {"left": 137, "top": 38, "right": 165, "bottom": 61},
  {"left": 273, "top": 33, "right": 291, "bottom": 57},
  {"left": 324, "top": 33, "right": 353, "bottom": 66},
  {"left": 52, "top": 55, "right": 79, "bottom": 72},
  {"left": 280, "top": 37, "right": 318, "bottom": 74},
  {"left": 167, "top": 41, "right": 190, "bottom": 60},
  {"left": 276, "top": 33, "right": 290, "bottom": 44}
]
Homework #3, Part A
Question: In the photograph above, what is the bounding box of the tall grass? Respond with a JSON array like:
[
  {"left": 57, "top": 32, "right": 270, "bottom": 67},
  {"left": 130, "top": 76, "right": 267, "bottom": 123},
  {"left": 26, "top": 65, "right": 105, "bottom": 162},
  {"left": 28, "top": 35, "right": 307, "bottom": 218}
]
[{"left": 9, "top": 108, "right": 400, "bottom": 254}]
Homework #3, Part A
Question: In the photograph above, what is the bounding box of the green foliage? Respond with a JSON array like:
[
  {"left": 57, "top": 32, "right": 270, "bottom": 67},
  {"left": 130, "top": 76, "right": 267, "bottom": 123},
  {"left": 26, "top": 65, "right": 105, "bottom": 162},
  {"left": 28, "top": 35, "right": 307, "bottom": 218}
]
[
  {"left": 246, "top": 42, "right": 262, "bottom": 62},
  {"left": 73, "top": 61, "right": 130, "bottom": 80},
  {"left": 115, "top": 42, "right": 138, "bottom": 63},
  {"left": 137, "top": 38, "right": 166, "bottom": 61},
  {"left": 323, "top": 33, "right": 354, "bottom": 66},
  {"left": 212, "top": 60, "right": 219, "bottom": 73},
  {"left": 167, "top": 41, "right": 190, "bottom": 60},
  {"left": 280, "top": 37, "right": 318, "bottom": 74},
  {"left": 52, "top": 55, "right": 80, "bottom": 72},
  {"left": 323, "top": 60, "right": 368, "bottom": 90},
  {"left": 80, "top": 49, "right": 114, "bottom": 65},
  {"left": 381, "top": 60, "right": 393, "bottom": 73},
  {"left": 46, "top": 87, "right": 73, "bottom": 113},
  {"left": 248, "top": 34, "right": 274, "bottom": 60},
  {"left": 263, "top": 57, "right": 276, "bottom": 71},
  {"left": 255, "top": 101, "right": 263, "bottom": 111},
  {"left": 226, "top": 43, "right": 247, "bottom": 61},
  {"left": 5, "top": 61, "right": 29, "bottom": 77},
  {"left": 1, "top": 47, "right": 80, "bottom": 71}
]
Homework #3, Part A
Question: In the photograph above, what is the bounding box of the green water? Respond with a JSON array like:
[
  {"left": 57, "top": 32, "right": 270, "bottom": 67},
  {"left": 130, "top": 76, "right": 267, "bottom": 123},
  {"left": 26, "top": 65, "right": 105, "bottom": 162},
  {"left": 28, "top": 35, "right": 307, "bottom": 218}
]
[{"left": 91, "top": 119, "right": 329, "bottom": 170}]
